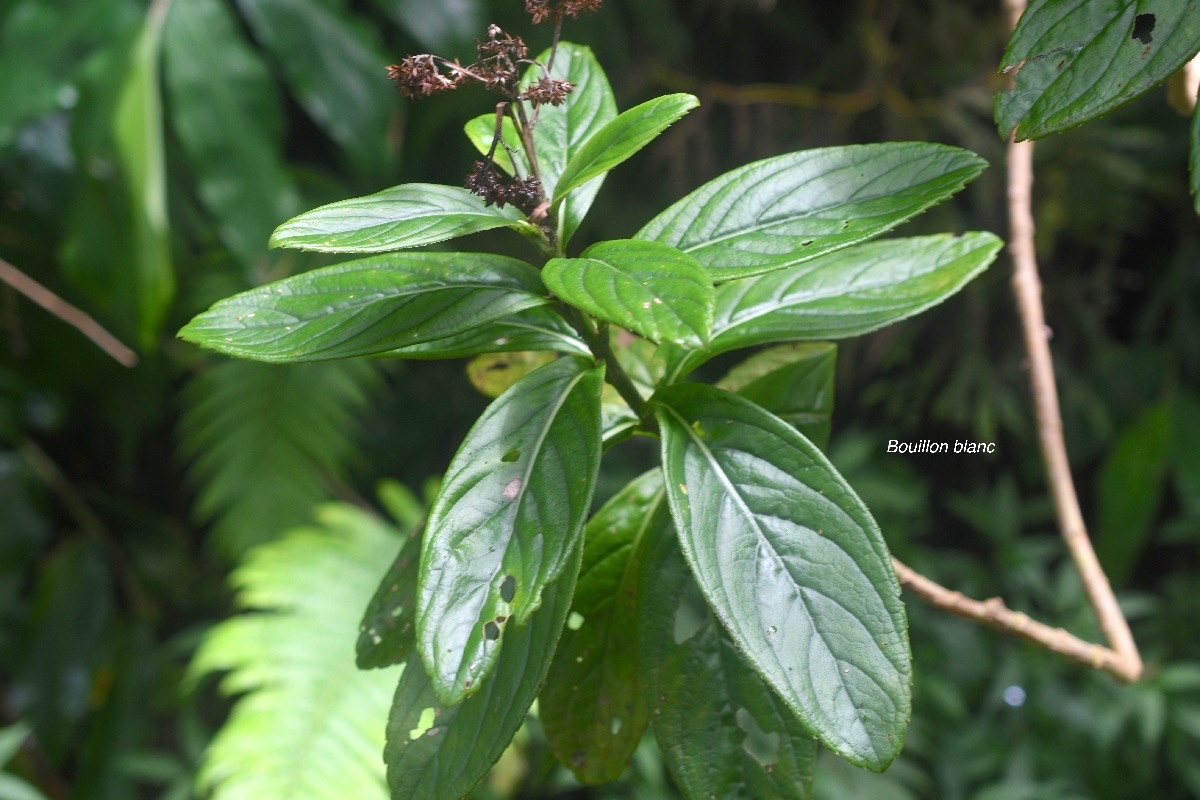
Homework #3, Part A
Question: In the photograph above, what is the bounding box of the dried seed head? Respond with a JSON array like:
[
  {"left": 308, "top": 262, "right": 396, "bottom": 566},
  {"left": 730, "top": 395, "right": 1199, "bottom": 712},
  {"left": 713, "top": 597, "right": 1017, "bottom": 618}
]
[
  {"left": 526, "top": 0, "right": 602, "bottom": 24},
  {"left": 387, "top": 54, "right": 459, "bottom": 97},
  {"left": 520, "top": 77, "right": 574, "bottom": 106}
]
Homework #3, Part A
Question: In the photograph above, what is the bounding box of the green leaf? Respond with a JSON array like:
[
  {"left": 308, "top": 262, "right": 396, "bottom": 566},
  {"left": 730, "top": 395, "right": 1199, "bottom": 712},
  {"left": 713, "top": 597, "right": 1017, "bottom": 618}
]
[
  {"left": 464, "top": 112, "right": 523, "bottom": 178},
  {"left": 1097, "top": 403, "right": 1172, "bottom": 583},
  {"left": 269, "top": 184, "right": 528, "bottom": 253},
  {"left": 417, "top": 356, "right": 604, "bottom": 705},
  {"left": 386, "top": 306, "right": 590, "bottom": 360},
  {"left": 653, "top": 384, "right": 911, "bottom": 769},
  {"left": 553, "top": 93, "right": 699, "bottom": 204},
  {"left": 163, "top": 0, "right": 300, "bottom": 269},
  {"left": 113, "top": 2, "right": 173, "bottom": 351},
  {"left": 233, "top": 0, "right": 396, "bottom": 177},
  {"left": 386, "top": 548, "right": 580, "bottom": 798},
  {"left": 637, "top": 143, "right": 989, "bottom": 282},
  {"left": 638, "top": 521, "right": 817, "bottom": 800},
  {"left": 357, "top": 527, "right": 422, "bottom": 671},
  {"left": 0, "top": 721, "right": 31, "bottom": 765},
  {"left": 543, "top": 240, "right": 714, "bottom": 348},
  {"left": 467, "top": 351, "right": 559, "bottom": 398},
  {"left": 382, "top": 0, "right": 482, "bottom": 51},
  {"left": 178, "top": 359, "right": 381, "bottom": 558},
  {"left": 525, "top": 43, "right": 618, "bottom": 245},
  {"left": 717, "top": 343, "right": 836, "bottom": 450},
  {"left": 665, "top": 233, "right": 1000, "bottom": 381},
  {"left": 997, "top": 0, "right": 1200, "bottom": 140},
  {"left": 191, "top": 504, "right": 402, "bottom": 800},
  {"left": 179, "top": 252, "right": 549, "bottom": 362},
  {"left": 541, "top": 470, "right": 663, "bottom": 784}
]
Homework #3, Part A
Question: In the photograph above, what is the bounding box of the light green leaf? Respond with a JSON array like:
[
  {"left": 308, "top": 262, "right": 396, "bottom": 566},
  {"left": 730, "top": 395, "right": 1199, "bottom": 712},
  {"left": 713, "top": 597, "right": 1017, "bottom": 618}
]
[
  {"left": 191, "top": 504, "right": 403, "bottom": 800},
  {"left": 163, "top": 0, "right": 300, "bottom": 269},
  {"left": 637, "top": 143, "right": 988, "bottom": 282},
  {"left": 113, "top": 1, "right": 173, "bottom": 351},
  {"left": 997, "top": 0, "right": 1200, "bottom": 140},
  {"left": 465, "top": 112, "right": 523, "bottom": 178},
  {"left": 179, "top": 252, "right": 549, "bottom": 362},
  {"left": 386, "top": 549, "right": 580, "bottom": 798},
  {"left": 654, "top": 385, "right": 911, "bottom": 769},
  {"left": 541, "top": 470, "right": 663, "bottom": 784},
  {"left": 0, "top": 721, "right": 32, "bottom": 765},
  {"left": 638, "top": 521, "right": 816, "bottom": 799},
  {"left": 543, "top": 240, "right": 714, "bottom": 348},
  {"left": 417, "top": 356, "right": 604, "bottom": 705},
  {"left": 525, "top": 43, "right": 618, "bottom": 245},
  {"left": 665, "top": 233, "right": 1000, "bottom": 381},
  {"left": 553, "top": 93, "right": 699, "bottom": 204},
  {"left": 717, "top": 343, "right": 837, "bottom": 450},
  {"left": 269, "top": 184, "right": 528, "bottom": 253},
  {"left": 0, "top": 773, "right": 49, "bottom": 800},
  {"left": 386, "top": 306, "right": 591, "bottom": 360},
  {"left": 467, "top": 351, "right": 559, "bottom": 398},
  {"left": 234, "top": 0, "right": 396, "bottom": 177}
]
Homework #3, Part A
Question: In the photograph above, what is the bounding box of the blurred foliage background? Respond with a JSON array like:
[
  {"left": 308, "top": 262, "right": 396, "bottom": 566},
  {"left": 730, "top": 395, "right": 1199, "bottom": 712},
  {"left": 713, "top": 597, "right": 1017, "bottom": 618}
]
[{"left": 1, "top": 0, "right": 1198, "bottom": 798}]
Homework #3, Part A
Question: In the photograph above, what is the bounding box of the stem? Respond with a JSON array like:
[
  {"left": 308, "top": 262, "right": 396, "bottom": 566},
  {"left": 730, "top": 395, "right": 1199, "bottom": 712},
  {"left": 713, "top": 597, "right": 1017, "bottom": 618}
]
[{"left": 562, "top": 307, "right": 650, "bottom": 423}]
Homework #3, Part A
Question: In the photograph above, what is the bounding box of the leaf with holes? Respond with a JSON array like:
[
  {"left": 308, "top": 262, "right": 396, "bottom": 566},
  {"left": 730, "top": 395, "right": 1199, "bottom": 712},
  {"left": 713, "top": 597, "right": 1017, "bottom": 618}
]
[
  {"left": 541, "top": 470, "right": 664, "bottom": 784},
  {"left": 269, "top": 184, "right": 530, "bottom": 253},
  {"left": 387, "top": 306, "right": 590, "bottom": 360},
  {"left": 178, "top": 252, "right": 549, "bottom": 362},
  {"left": 654, "top": 384, "right": 911, "bottom": 770},
  {"left": 997, "top": 0, "right": 1200, "bottom": 140},
  {"left": 543, "top": 240, "right": 714, "bottom": 348},
  {"left": 416, "top": 356, "right": 604, "bottom": 705},
  {"left": 386, "top": 549, "right": 580, "bottom": 798},
  {"left": 638, "top": 519, "right": 816, "bottom": 799},
  {"left": 553, "top": 93, "right": 698, "bottom": 205},
  {"left": 357, "top": 527, "right": 422, "bottom": 670},
  {"left": 716, "top": 343, "right": 836, "bottom": 450},
  {"left": 636, "top": 143, "right": 987, "bottom": 282}
]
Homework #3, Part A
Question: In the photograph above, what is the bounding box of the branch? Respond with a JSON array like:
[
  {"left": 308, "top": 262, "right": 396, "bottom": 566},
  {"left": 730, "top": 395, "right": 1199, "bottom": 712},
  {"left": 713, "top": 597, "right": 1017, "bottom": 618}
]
[{"left": 0, "top": 257, "right": 138, "bottom": 367}]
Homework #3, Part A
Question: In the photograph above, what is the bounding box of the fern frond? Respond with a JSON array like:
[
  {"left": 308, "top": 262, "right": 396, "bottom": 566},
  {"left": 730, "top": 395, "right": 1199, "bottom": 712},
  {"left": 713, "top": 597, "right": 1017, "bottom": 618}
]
[
  {"left": 191, "top": 503, "right": 403, "bottom": 800},
  {"left": 178, "top": 360, "right": 381, "bottom": 558}
]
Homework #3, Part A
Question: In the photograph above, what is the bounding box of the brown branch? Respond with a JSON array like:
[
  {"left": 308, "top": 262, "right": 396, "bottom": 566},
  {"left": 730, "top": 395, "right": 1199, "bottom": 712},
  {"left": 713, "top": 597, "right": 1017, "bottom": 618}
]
[
  {"left": 892, "top": 0, "right": 1142, "bottom": 684},
  {"left": 0, "top": 257, "right": 138, "bottom": 367}
]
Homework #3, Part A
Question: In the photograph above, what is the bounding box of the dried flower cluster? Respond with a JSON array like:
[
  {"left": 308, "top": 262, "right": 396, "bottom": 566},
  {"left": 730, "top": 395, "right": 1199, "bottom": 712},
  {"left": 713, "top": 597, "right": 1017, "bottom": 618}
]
[
  {"left": 520, "top": 76, "right": 574, "bottom": 107},
  {"left": 465, "top": 161, "right": 543, "bottom": 214},
  {"left": 525, "top": 0, "right": 603, "bottom": 24},
  {"left": 387, "top": 25, "right": 529, "bottom": 99}
]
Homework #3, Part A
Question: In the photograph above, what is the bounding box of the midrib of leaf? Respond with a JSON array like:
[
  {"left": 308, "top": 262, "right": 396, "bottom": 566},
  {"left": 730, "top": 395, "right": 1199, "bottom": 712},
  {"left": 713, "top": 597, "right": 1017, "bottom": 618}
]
[{"left": 660, "top": 403, "right": 874, "bottom": 748}]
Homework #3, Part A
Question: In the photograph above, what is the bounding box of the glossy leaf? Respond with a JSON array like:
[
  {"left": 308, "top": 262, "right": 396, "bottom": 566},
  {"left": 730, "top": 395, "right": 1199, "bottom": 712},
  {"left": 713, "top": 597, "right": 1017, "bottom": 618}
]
[
  {"left": 661, "top": 233, "right": 999, "bottom": 381},
  {"left": 717, "top": 343, "right": 836, "bottom": 450},
  {"left": 997, "top": 0, "right": 1200, "bottom": 140},
  {"left": 163, "top": 0, "right": 300, "bottom": 269},
  {"left": 179, "top": 252, "right": 548, "bottom": 362},
  {"left": 553, "top": 93, "right": 699, "bottom": 204},
  {"left": 357, "top": 527, "right": 422, "bottom": 670},
  {"left": 234, "top": 0, "right": 395, "bottom": 177},
  {"left": 654, "top": 385, "right": 911, "bottom": 769},
  {"left": 387, "top": 306, "right": 590, "bottom": 360},
  {"left": 525, "top": 43, "right": 618, "bottom": 245},
  {"left": 269, "top": 184, "right": 528, "bottom": 253},
  {"left": 417, "top": 356, "right": 604, "bottom": 705},
  {"left": 464, "top": 112, "right": 522, "bottom": 178},
  {"left": 113, "top": 2, "right": 173, "bottom": 351},
  {"left": 541, "top": 470, "right": 664, "bottom": 784},
  {"left": 638, "top": 520, "right": 816, "bottom": 799},
  {"left": 386, "top": 551, "right": 579, "bottom": 798},
  {"left": 543, "top": 240, "right": 714, "bottom": 348},
  {"left": 636, "top": 143, "right": 988, "bottom": 282}
]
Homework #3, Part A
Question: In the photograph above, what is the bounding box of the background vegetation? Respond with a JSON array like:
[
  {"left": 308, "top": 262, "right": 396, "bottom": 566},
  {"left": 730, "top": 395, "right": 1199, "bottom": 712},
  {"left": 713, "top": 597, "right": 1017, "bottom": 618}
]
[{"left": 1, "top": 0, "right": 1197, "bottom": 798}]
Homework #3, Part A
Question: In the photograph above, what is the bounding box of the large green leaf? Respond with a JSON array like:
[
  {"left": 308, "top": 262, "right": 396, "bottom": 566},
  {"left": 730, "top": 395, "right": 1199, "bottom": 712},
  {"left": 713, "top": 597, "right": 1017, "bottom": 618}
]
[
  {"left": 997, "top": 0, "right": 1200, "bottom": 140},
  {"left": 178, "top": 252, "right": 549, "bottom": 362},
  {"left": 191, "top": 503, "right": 402, "bottom": 800},
  {"left": 542, "top": 240, "right": 714, "bottom": 348},
  {"left": 664, "top": 233, "right": 1000, "bottom": 381},
  {"left": 387, "top": 306, "right": 590, "bottom": 360},
  {"left": 541, "top": 470, "right": 663, "bottom": 784},
  {"left": 382, "top": 0, "right": 481, "bottom": 51},
  {"left": 386, "top": 548, "right": 580, "bottom": 799},
  {"left": 417, "top": 356, "right": 603, "bottom": 705},
  {"left": 637, "top": 143, "right": 988, "bottom": 282},
  {"left": 525, "top": 43, "right": 618, "bottom": 245},
  {"left": 653, "top": 385, "right": 911, "bottom": 770},
  {"left": 552, "top": 93, "right": 699, "bottom": 205},
  {"left": 638, "top": 518, "right": 816, "bottom": 800},
  {"left": 269, "top": 184, "right": 529, "bottom": 253},
  {"left": 112, "top": 1, "right": 173, "bottom": 351},
  {"left": 716, "top": 343, "right": 836, "bottom": 450},
  {"left": 163, "top": 0, "right": 300, "bottom": 270},
  {"left": 234, "top": 0, "right": 396, "bottom": 177},
  {"left": 464, "top": 112, "right": 522, "bottom": 177}
]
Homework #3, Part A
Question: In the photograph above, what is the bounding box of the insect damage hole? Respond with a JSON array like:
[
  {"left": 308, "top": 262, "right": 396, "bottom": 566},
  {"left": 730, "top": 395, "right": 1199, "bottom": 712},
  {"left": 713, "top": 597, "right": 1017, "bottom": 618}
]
[
  {"left": 1132, "top": 13, "right": 1155, "bottom": 45},
  {"left": 501, "top": 448, "right": 520, "bottom": 463},
  {"left": 500, "top": 574, "right": 516, "bottom": 603},
  {"left": 484, "top": 620, "right": 501, "bottom": 640},
  {"left": 735, "top": 707, "right": 780, "bottom": 769}
]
